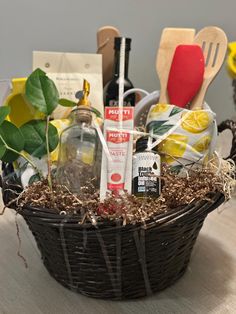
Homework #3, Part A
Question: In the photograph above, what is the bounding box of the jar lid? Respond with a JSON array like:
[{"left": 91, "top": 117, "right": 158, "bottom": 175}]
[{"left": 136, "top": 136, "right": 152, "bottom": 152}]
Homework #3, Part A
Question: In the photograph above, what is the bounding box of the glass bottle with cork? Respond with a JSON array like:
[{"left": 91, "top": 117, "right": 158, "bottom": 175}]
[
  {"left": 56, "top": 79, "right": 100, "bottom": 193},
  {"left": 104, "top": 37, "right": 135, "bottom": 107}
]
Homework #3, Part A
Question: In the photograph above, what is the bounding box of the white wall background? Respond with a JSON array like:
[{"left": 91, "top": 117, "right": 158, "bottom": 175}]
[{"left": 0, "top": 0, "right": 235, "bottom": 122}]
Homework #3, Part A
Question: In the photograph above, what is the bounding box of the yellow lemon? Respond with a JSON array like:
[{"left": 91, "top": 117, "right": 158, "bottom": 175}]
[
  {"left": 149, "top": 103, "right": 169, "bottom": 118},
  {"left": 192, "top": 135, "right": 212, "bottom": 153},
  {"left": 158, "top": 134, "right": 188, "bottom": 164},
  {"left": 181, "top": 111, "right": 212, "bottom": 134}
]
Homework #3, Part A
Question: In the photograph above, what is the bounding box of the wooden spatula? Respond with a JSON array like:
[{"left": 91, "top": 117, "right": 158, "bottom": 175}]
[
  {"left": 156, "top": 28, "right": 196, "bottom": 104},
  {"left": 97, "top": 26, "right": 120, "bottom": 87},
  {"left": 190, "top": 26, "right": 228, "bottom": 110},
  {"left": 167, "top": 45, "right": 205, "bottom": 108}
]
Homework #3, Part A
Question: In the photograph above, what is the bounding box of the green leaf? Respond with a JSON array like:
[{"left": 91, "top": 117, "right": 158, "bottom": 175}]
[
  {"left": 0, "top": 121, "right": 25, "bottom": 162},
  {"left": 58, "top": 99, "right": 103, "bottom": 118},
  {"left": 91, "top": 107, "right": 102, "bottom": 118},
  {"left": 169, "top": 107, "right": 183, "bottom": 117},
  {"left": 170, "top": 165, "right": 183, "bottom": 174},
  {"left": 0, "top": 106, "right": 10, "bottom": 125},
  {"left": 20, "top": 120, "right": 59, "bottom": 158},
  {"left": 153, "top": 124, "right": 174, "bottom": 135},
  {"left": 25, "top": 68, "right": 59, "bottom": 115},
  {"left": 147, "top": 120, "right": 168, "bottom": 132},
  {"left": 148, "top": 121, "right": 174, "bottom": 135},
  {"left": 58, "top": 98, "right": 76, "bottom": 107}
]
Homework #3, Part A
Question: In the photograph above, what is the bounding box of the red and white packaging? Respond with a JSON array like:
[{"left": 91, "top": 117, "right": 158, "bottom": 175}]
[{"left": 100, "top": 107, "right": 134, "bottom": 200}]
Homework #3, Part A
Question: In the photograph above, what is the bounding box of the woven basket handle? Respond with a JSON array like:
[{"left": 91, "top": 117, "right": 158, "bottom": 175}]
[{"left": 218, "top": 119, "right": 236, "bottom": 163}]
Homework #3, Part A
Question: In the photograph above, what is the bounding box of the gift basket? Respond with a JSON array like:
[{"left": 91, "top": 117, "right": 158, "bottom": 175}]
[{"left": 1, "top": 26, "right": 236, "bottom": 300}]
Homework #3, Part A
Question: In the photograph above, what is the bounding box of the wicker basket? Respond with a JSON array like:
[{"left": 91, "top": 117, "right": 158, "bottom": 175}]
[
  {"left": 1, "top": 118, "right": 235, "bottom": 300},
  {"left": 2, "top": 179, "right": 224, "bottom": 300}
]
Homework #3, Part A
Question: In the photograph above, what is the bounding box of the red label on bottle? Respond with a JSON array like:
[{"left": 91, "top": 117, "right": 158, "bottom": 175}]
[
  {"left": 107, "top": 131, "right": 130, "bottom": 143},
  {"left": 105, "top": 107, "right": 134, "bottom": 121}
]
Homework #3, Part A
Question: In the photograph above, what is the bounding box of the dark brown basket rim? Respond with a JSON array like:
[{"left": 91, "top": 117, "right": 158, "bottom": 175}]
[{"left": 16, "top": 191, "right": 224, "bottom": 230}]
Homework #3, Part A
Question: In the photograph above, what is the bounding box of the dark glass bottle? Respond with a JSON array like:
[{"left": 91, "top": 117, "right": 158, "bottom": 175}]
[
  {"left": 104, "top": 37, "right": 135, "bottom": 107},
  {"left": 132, "top": 136, "right": 161, "bottom": 198}
]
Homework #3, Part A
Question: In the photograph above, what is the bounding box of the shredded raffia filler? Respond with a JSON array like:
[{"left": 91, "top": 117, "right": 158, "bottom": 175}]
[{"left": 13, "top": 158, "right": 235, "bottom": 225}]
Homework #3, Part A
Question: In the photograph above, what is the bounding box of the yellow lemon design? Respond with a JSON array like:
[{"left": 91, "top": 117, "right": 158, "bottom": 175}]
[
  {"left": 50, "top": 119, "right": 70, "bottom": 162},
  {"left": 149, "top": 103, "right": 169, "bottom": 118},
  {"left": 181, "top": 111, "right": 212, "bottom": 134},
  {"left": 158, "top": 134, "right": 188, "bottom": 164},
  {"left": 192, "top": 135, "right": 212, "bottom": 153}
]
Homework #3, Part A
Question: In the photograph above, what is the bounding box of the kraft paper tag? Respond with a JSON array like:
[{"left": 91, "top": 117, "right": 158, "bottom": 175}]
[{"left": 33, "top": 51, "right": 103, "bottom": 119}]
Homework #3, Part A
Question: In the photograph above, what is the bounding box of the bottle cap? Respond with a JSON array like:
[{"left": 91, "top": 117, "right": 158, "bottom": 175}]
[
  {"left": 114, "top": 37, "right": 132, "bottom": 51},
  {"left": 136, "top": 136, "right": 154, "bottom": 152}
]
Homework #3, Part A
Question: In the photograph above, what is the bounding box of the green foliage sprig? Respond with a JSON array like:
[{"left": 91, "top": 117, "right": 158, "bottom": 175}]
[
  {"left": 0, "top": 69, "right": 63, "bottom": 188},
  {"left": 0, "top": 68, "right": 102, "bottom": 189}
]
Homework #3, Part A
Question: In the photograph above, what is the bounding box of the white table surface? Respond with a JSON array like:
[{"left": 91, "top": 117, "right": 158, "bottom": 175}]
[{"left": 0, "top": 194, "right": 236, "bottom": 314}]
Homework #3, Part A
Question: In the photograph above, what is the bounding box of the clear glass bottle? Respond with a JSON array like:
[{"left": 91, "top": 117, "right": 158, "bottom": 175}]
[
  {"left": 104, "top": 37, "right": 135, "bottom": 107},
  {"left": 56, "top": 80, "right": 100, "bottom": 193}
]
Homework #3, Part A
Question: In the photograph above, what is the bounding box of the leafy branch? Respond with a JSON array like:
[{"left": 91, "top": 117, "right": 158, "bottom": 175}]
[
  {"left": 25, "top": 68, "right": 59, "bottom": 189},
  {"left": 0, "top": 68, "right": 101, "bottom": 189},
  {"left": 0, "top": 110, "right": 42, "bottom": 177}
]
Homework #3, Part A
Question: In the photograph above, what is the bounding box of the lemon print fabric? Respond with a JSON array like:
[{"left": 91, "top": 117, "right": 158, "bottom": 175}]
[
  {"left": 181, "top": 111, "right": 212, "bottom": 134},
  {"left": 192, "top": 135, "right": 212, "bottom": 153},
  {"left": 149, "top": 103, "right": 169, "bottom": 118},
  {"left": 158, "top": 134, "right": 188, "bottom": 164},
  {"left": 146, "top": 103, "right": 217, "bottom": 172}
]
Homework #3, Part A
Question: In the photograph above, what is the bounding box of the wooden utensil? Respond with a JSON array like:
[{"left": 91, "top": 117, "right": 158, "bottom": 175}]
[
  {"left": 156, "top": 28, "right": 196, "bottom": 104},
  {"left": 167, "top": 45, "right": 205, "bottom": 108},
  {"left": 97, "top": 26, "right": 120, "bottom": 87},
  {"left": 190, "top": 26, "right": 228, "bottom": 110}
]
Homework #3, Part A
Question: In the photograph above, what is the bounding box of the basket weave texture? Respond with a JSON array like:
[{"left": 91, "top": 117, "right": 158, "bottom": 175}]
[
  {"left": 218, "top": 119, "right": 236, "bottom": 164},
  {"left": 2, "top": 182, "right": 224, "bottom": 300}
]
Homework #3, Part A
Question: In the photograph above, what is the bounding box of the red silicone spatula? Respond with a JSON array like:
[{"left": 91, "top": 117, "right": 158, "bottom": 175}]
[{"left": 167, "top": 45, "right": 205, "bottom": 108}]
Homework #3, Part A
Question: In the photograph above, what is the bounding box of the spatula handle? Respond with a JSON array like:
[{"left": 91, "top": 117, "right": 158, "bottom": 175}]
[
  {"left": 159, "top": 89, "right": 169, "bottom": 103},
  {"left": 190, "top": 80, "right": 208, "bottom": 110}
]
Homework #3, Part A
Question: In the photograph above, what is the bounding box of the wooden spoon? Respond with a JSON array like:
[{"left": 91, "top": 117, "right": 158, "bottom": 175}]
[
  {"left": 190, "top": 26, "right": 228, "bottom": 110},
  {"left": 156, "top": 28, "right": 196, "bottom": 104},
  {"left": 97, "top": 26, "right": 120, "bottom": 87}
]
